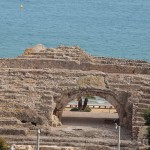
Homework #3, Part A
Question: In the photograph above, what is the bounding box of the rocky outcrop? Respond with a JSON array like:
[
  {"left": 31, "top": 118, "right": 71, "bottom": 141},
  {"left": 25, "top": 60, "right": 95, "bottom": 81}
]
[{"left": 22, "top": 44, "right": 46, "bottom": 56}]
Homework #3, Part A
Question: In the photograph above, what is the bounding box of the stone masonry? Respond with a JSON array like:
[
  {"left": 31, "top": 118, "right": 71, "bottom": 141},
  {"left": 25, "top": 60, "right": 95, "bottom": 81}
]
[{"left": 0, "top": 44, "right": 150, "bottom": 149}]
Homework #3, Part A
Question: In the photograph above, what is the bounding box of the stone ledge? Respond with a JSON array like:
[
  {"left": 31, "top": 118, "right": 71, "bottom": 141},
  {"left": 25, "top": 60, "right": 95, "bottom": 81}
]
[{"left": 13, "top": 145, "right": 81, "bottom": 150}]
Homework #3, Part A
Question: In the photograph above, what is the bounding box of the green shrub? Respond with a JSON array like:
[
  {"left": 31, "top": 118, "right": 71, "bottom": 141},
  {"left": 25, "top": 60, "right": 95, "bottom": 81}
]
[
  {"left": 0, "top": 138, "right": 8, "bottom": 150},
  {"left": 70, "top": 106, "right": 91, "bottom": 112},
  {"left": 144, "top": 107, "right": 150, "bottom": 125},
  {"left": 83, "top": 106, "right": 91, "bottom": 112},
  {"left": 147, "top": 127, "right": 150, "bottom": 145},
  {"left": 70, "top": 107, "right": 79, "bottom": 111}
]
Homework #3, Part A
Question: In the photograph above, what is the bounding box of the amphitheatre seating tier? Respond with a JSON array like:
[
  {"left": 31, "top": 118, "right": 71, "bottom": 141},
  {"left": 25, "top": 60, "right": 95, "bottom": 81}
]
[
  {"left": 0, "top": 45, "right": 149, "bottom": 149},
  {"left": 0, "top": 67, "right": 149, "bottom": 129},
  {"left": 19, "top": 46, "right": 150, "bottom": 68},
  {"left": 0, "top": 58, "right": 149, "bottom": 75},
  {"left": 1, "top": 136, "right": 136, "bottom": 150}
]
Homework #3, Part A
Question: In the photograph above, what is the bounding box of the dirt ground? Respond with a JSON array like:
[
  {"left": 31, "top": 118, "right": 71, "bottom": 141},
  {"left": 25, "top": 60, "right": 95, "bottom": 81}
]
[
  {"left": 64, "top": 107, "right": 117, "bottom": 113},
  {"left": 60, "top": 109, "right": 132, "bottom": 140}
]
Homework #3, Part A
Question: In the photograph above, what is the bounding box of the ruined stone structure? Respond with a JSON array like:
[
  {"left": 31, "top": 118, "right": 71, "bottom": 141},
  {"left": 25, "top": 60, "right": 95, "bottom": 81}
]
[{"left": 0, "top": 44, "right": 150, "bottom": 149}]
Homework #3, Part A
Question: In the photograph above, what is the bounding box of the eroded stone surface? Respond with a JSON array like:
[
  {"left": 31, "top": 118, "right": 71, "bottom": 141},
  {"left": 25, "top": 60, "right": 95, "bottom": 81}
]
[
  {"left": 77, "top": 75, "right": 106, "bottom": 89},
  {"left": 0, "top": 45, "right": 149, "bottom": 149},
  {"left": 22, "top": 44, "right": 46, "bottom": 56}
]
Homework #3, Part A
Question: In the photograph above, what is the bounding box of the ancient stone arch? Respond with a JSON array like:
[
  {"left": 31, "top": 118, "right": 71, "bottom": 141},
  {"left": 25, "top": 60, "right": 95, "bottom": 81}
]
[
  {"left": 53, "top": 88, "right": 131, "bottom": 128},
  {"left": 0, "top": 44, "right": 149, "bottom": 142}
]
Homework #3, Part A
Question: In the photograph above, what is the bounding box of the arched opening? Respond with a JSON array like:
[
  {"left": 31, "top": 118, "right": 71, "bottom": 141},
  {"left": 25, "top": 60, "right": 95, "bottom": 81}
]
[
  {"left": 53, "top": 89, "right": 132, "bottom": 126},
  {"left": 62, "top": 95, "right": 119, "bottom": 127},
  {"left": 53, "top": 89, "right": 132, "bottom": 140}
]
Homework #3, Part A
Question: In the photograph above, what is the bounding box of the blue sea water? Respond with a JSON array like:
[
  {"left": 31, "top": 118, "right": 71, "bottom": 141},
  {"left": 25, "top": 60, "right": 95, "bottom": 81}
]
[
  {"left": 0, "top": 0, "right": 150, "bottom": 61},
  {"left": 69, "top": 96, "right": 112, "bottom": 107}
]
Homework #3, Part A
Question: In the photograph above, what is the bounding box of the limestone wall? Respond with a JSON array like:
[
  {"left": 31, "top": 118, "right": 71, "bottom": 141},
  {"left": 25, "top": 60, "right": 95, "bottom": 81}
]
[
  {"left": 0, "top": 45, "right": 149, "bottom": 145},
  {"left": 0, "top": 58, "right": 149, "bottom": 74}
]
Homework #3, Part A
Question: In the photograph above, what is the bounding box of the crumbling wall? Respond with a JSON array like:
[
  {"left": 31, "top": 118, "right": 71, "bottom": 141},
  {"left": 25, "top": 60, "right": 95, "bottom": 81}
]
[{"left": 0, "top": 45, "right": 149, "bottom": 141}]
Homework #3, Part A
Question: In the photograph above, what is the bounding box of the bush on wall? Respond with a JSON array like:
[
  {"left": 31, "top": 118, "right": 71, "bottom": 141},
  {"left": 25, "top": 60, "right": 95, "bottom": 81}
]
[
  {"left": 0, "top": 138, "right": 8, "bottom": 150},
  {"left": 144, "top": 107, "right": 150, "bottom": 125},
  {"left": 147, "top": 127, "right": 150, "bottom": 145},
  {"left": 144, "top": 107, "right": 150, "bottom": 147}
]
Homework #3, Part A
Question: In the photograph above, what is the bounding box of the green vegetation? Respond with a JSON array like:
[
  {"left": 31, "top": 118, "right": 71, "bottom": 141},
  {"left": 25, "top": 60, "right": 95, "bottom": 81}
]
[
  {"left": 147, "top": 127, "right": 150, "bottom": 145},
  {"left": 70, "top": 107, "right": 79, "bottom": 111},
  {"left": 83, "top": 106, "right": 92, "bottom": 112},
  {"left": 70, "top": 106, "right": 91, "bottom": 112},
  {"left": 0, "top": 138, "right": 9, "bottom": 150},
  {"left": 144, "top": 107, "right": 150, "bottom": 125},
  {"left": 144, "top": 107, "right": 150, "bottom": 147}
]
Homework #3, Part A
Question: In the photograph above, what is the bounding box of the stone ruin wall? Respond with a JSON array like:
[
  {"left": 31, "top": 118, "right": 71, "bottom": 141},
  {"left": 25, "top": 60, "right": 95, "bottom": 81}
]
[{"left": 0, "top": 44, "right": 150, "bottom": 142}]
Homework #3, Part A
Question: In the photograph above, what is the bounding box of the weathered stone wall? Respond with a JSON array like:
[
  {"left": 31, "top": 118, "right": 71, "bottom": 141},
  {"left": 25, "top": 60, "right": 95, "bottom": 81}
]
[
  {"left": 0, "top": 58, "right": 149, "bottom": 74},
  {"left": 0, "top": 45, "right": 149, "bottom": 144}
]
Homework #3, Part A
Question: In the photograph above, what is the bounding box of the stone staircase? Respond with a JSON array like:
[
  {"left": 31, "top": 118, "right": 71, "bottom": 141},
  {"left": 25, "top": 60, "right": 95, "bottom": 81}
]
[
  {"left": 18, "top": 46, "right": 150, "bottom": 74},
  {"left": 94, "top": 56, "right": 150, "bottom": 68},
  {"left": 107, "top": 73, "right": 150, "bottom": 126},
  {"left": 0, "top": 117, "right": 29, "bottom": 136},
  {"left": 23, "top": 45, "right": 150, "bottom": 66},
  {"left": 0, "top": 45, "right": 149, "bottom": 149},
  {"left": 135, "top": 92, "right": 150, "bottom": 126},
  {"left": 19, "top": 46, "right": 91, "bottom": 63},
  {"left": 0, "top": 115, "right": 137, "bottom": 149},
  {"left": 1, "top": 132, "right": 137, "bottom": 150}
]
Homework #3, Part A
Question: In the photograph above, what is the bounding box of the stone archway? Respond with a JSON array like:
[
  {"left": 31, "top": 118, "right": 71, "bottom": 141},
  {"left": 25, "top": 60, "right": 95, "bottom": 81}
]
[{"left": 53, "top": 88, "right": 132, "bottom": 129}]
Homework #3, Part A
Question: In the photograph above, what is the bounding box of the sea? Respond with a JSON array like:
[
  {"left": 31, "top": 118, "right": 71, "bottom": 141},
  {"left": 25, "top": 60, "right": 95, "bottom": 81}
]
[
  {"left": 0, "top": 0, "right": 150, "bottom": 61},
  {"left": 69, "top": 96, "right": 112, "bottom": 107}
]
